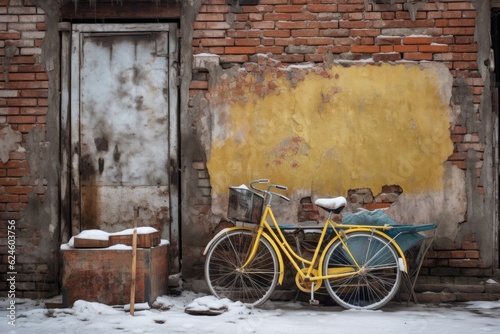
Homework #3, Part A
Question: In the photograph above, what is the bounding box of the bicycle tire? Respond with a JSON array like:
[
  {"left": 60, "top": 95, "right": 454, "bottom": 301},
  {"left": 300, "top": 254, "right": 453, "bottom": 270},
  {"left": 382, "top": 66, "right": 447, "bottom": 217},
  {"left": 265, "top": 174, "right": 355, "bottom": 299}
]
[
  {"left": 204, "top": 229, "right": 279, "bottom": 307},
  {"left": 322, "top": 231, "right": 402, "bottom": 310}
]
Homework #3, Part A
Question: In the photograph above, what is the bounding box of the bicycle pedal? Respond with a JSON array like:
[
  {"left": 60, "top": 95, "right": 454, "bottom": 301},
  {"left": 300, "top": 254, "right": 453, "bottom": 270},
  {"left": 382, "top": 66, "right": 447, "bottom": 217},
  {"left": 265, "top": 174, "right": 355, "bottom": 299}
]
[{"left": 309, "top": 299, "right": 320, "bottom": 306}]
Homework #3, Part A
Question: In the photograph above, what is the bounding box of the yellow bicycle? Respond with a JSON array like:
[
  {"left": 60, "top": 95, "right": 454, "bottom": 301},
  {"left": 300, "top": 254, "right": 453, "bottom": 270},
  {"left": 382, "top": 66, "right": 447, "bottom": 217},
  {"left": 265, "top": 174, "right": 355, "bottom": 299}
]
[{"left": 203, "top": 179, "right": 432, "bottom": 310}]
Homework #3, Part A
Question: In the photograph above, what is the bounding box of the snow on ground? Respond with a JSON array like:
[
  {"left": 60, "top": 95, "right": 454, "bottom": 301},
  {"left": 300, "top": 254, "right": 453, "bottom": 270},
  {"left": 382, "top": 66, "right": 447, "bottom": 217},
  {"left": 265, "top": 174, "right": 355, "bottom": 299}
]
[{"left": 1, "top": 291, "right": 500, "bottom": 334}]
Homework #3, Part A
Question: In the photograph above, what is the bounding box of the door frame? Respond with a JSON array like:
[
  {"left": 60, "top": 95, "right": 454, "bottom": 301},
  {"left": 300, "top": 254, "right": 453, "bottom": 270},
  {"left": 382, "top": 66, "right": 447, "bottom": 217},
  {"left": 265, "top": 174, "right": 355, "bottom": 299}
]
[
  {"left": 59, "top": 23, "right": 180, "bottom": 270},
  {"left": 490, "top": 4, "right": 500, "bottom": 274}
]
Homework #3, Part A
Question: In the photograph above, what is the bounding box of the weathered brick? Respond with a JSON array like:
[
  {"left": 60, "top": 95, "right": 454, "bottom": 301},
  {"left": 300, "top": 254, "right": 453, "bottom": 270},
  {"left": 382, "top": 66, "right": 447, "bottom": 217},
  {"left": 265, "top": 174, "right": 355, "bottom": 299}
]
[
  {"left": 263, "top": 30, "right": 290, "bottom": 38},
  {"left": 219, "top": 54, "right": 249, "bottom": 63},
  {"left": 7, "top": 168, "right": 29, "bottom": 177},
  {"left": 304, "top": 37, "right": 333, "bottom": 46},
  {"left": 252, "top": 21, "right": 275, "bottom": 29},
  {"left": 340, "top": 20, "right": 372, "bottom": 29},
  {"left": 263, "top": 13, "right": 292, "bottom": 21},
  {"left": 5, "top": 186, "right": 32, "bottom": 194},
  {"left": 419, "top": 44, "right": 449, "bottom": 53},
  {"left": 192, "top": 161, "right": 206, "bottom": 170},
  {"left": 416, "top": 291, "right": 456, "bottom": 303},
  {"left": 350, "top": 29, "right": 380, "bottom": 37},
  {"left": 437, "top": 250, "right": 453, "bottom": 258},
  {"left": 338, "top": 4, "right": 365, "bottom": 12},
  {"left": 449, "top": 259, "right": 480, "bottom": 268},
  {"left": 308, "top": 21, "right": 340, "bottom": 29},
  {"left": 275, "top": 5, "right": 303, "bottom": 13},
  {"left": 196, "top": 13, "right": 224, "bottom": 21},
  {"left": 403, "top": 36, "right": 432, "bottom": 45},
  {"left": 394, "top": 45, "right": 418, "bottom": 53},
  {"left": 291, "top": 13, "right": 316, "bottom": 21},
  {"left": 403, "top": 52, "right": 433, "bottom": 61},
  {"left": 307, "top": 4, "right": 337, "bottom": 13},
  {"left": 0, "top": 194, "right": 19, "bottom": 202},
  {"left": 465, "top": 251, "right": 480, "bottom": 259},
  {"left": 291, "top": 29, "right": 319, "bottom": 37},
  {"left": 443, "top": 27, "right": 474, "bottom": 35},
  {"left": 276, "top": 21, "right": 307, "bottom": 29},
  {"left": 351, "top": 45, "right": 380, "bottom": 53},
  {"left": 234, "top": 38, "right": 260, "bottom": 46},
  {"left": 450, "top": 44, "right": 479, "bottom": 53},
  {"left": 256, "top": 46, "right": 284, "bottom": 53},
  {"left": 375, "top": 36, "right": 401, "bottom": 45},
  {"left": 379, "top": 45, "right": 394, "bottom": 52},
  {"left": 461, "top": 241, "right": 478, "bottom": 250},
  {"left": 190, "top": 80, "right": 208, "bottom": 90},
  {"left": 430, "top": 267, "right": 461, "bottom": 276}
]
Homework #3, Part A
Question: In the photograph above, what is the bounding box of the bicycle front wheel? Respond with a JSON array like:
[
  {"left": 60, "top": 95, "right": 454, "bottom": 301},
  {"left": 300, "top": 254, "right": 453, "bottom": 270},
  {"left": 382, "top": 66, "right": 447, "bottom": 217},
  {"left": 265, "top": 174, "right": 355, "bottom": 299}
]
[
  {"left": 204, "top": 230, "right": 279, "bottom": 307},
  {"left": 322, "top": 231, "right": 402, "bottom": 310}
]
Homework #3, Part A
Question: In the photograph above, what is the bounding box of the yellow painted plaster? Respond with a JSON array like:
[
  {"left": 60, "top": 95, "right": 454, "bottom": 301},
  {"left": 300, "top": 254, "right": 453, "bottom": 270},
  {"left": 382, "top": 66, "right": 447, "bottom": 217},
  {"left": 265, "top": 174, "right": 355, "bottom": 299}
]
[{"left": 207, "top": 63, "right": 454, "bottom": 197}]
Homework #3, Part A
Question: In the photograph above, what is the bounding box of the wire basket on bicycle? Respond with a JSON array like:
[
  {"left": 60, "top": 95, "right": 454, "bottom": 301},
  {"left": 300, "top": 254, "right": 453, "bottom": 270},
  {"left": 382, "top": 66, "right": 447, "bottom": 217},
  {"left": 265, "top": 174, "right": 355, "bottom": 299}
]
[{"left": 228, "top": 185, "right": 264, "bottom": 224}]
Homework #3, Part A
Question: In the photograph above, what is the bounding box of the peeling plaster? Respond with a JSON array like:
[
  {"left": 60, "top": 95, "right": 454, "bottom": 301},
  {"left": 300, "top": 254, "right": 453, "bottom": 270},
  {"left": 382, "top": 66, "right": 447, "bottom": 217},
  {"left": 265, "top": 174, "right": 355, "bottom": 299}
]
[
  {"left": 204, "top": 60, "right": 464, "bottom": 241},
  {"left": 207, "top": 62, "right": 454, "bottom": 195},
  {"left": 2, "top": 42, "right": 19, "bottom": 82},
  {"left": 0, "top": 126, "right": 22, "bottom": 163},
  {"left": 387, "top": 163, "right": 466, "bottom": 246},
  {"left": 404, "top": 1, "right": 425, "bottom": 21}
]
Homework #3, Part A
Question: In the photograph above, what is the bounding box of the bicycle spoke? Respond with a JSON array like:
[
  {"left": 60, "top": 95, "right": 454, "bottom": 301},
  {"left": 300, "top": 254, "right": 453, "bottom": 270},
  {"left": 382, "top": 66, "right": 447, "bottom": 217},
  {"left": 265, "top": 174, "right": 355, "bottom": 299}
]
[
  {"left": 323, "top": 232, "right": 401, "bottom": 310},
  {"left": 205, "top": 230, "right": 279, "bottom": 307}
]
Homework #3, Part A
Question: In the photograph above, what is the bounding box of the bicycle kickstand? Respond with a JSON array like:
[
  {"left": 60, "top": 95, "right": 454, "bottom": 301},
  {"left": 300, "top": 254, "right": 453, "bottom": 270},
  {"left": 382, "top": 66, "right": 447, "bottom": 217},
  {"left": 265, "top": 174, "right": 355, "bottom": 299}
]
[{"left": 309, "top": 282, "right": 319, "bottom": 306}]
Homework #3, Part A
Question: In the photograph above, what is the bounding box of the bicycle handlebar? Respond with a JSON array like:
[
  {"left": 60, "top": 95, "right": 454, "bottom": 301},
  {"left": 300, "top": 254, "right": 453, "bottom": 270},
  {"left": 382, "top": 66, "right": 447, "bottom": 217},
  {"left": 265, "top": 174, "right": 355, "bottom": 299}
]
[
  {"left": 250, "top": 179, "right": 290, "bottom": 202},
  {"left": 271, "top": 191, "right": 290, "bottom": 202}
]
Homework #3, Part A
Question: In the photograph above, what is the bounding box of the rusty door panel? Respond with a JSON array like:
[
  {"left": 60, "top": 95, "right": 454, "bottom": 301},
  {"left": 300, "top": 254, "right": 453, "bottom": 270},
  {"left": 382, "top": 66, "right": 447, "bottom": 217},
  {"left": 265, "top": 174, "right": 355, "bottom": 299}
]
[
  {"left": 70, "top": 23, "right": 179, "bottom": 254},
  {"left": 81, "top": 186, "right": 169, "bottom": 232}
]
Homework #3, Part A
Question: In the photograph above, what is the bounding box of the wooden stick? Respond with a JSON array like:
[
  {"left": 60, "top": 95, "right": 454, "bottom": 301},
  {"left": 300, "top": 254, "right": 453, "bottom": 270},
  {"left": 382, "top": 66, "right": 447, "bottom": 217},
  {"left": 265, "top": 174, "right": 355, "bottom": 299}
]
[{"left": 130, "top": 206, "right": 138, "bottom": 316}]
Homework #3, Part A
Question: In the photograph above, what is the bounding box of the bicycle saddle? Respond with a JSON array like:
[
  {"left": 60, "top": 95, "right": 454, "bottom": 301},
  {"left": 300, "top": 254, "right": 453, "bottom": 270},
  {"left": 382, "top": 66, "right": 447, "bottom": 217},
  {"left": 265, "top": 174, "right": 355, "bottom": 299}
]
[{"left": 315, "top": 196, "right": 347, "bottom": 214}]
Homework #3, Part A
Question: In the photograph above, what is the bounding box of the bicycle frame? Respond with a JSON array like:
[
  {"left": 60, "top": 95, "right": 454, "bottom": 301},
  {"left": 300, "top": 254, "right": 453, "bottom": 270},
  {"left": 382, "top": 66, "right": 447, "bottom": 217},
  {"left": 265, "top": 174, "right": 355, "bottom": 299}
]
[
  {"left": 240, "top": 202, "right": 408, "bottom": 288},
  {"left": 203, "top": 180, "right": 430, "bottom": 309}
]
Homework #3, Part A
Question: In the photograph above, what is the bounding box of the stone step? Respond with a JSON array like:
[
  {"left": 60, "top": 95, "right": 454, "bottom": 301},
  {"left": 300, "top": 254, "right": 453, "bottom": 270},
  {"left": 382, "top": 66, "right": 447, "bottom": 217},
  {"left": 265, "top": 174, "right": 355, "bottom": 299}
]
[
  {"left": 408, "top": 277, "right": 500, "bottom": 303},
  {"left": 415, "top": 279, "right": 500, "bottom": 293},
  {"left": 414, "top": 291, "right": 500, "bottom": 303}
]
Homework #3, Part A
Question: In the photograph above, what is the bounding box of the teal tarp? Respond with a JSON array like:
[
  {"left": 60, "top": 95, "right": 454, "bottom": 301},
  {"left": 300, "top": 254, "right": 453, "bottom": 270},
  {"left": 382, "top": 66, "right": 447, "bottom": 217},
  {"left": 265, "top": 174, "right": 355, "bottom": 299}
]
[{"left": 341, "top": 210, "right": 427, "bottom": 252}]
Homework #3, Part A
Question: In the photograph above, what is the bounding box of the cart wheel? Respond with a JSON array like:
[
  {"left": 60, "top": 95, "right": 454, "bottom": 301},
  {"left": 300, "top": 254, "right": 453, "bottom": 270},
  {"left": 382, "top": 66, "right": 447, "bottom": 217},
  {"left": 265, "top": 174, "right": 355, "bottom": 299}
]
[
  {"left": 322, "top": 231, "right": 402, "bottom": 310},
  {"left": 205, "top": 230, "right": 279, "bottom": 307}
]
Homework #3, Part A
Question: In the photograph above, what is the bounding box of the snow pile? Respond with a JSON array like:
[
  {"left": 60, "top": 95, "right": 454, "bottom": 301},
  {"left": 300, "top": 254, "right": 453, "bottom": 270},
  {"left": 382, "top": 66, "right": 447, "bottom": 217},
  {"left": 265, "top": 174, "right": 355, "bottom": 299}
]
[
  {"left": 112, "top": 227, "right": 158, "bottom": 235},
  {"left": 1, "top": 292, "right": 500, "bottom": 334},
  {"left": 72, "top": 300, "right": 122, "bottom": 315},
  {"left": 61, "top": 227, "right": 167, "bottom": 250},
  {"left": 73, "top": 229, "right": 109, "bottom": 241},
  {"left": 184, "top": 295, "right": 250, "bottom": 316}
]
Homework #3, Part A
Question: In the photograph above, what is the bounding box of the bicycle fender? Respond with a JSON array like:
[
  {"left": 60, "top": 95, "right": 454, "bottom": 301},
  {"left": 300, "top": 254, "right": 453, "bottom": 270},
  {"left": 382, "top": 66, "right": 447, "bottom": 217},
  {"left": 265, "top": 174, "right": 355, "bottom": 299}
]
[
  {"left": 318, "top": 228, "right": 408, "bottom": 274},
  {"left": 203, "top": 227, "right": 285, "bottom": 285}
]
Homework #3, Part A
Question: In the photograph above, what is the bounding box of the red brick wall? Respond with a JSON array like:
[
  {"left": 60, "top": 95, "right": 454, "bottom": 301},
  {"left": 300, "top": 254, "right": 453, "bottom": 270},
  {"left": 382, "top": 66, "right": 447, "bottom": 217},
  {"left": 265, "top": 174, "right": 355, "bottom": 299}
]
[
  {"left": 0, "top": 0, "right": 55, "bottom": 297},
  {"left": 0, "top": 0, "right": 491, "bottom": 299},
  {"left": 422, "top": 232, "right": 488, "bottom": 277},
  {"left": 192, "top": 0, "right": 482, "bottom": 186},
  {"left": 191, "top": 0, "right": 487, "bottom": 276}
]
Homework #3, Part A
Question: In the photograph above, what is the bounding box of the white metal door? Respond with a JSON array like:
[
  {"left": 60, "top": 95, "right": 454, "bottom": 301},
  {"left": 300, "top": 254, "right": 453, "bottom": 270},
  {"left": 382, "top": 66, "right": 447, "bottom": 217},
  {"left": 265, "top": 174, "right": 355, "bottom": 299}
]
[{"left": 70, "top": 24, "right": 179, "bottom": 264}]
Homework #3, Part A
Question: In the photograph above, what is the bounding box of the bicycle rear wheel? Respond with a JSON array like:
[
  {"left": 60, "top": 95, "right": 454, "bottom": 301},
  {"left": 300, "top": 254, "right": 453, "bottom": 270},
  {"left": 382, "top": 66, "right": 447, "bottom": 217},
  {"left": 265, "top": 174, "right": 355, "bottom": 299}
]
[
  {"left": 322, "top": 231, "right": 402, "bottom": 310},
  {"left": 204, "top": 229, "right": 279, "bottom": 307}
]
